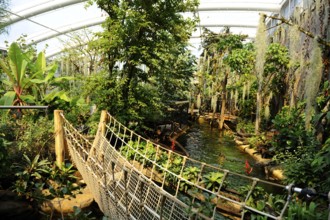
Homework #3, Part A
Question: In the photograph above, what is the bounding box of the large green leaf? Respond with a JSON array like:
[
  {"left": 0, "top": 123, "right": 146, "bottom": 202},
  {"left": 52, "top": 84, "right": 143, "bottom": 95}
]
[
  {"left": 8, "top": 42, "right": 28, "bottom": 86},
  {"left": 20, "top": 94, "right": 36, "bottom": 104},
  {"left": 43, "top": 90, "right": 71, "bottom": 102},
  {"left": 29, "top": 79, "right": 46, "bottom": 84},
  {"left": 36, "top": 51, "right": 46, "bottom": 73},
  {"left": 0, "top": 91, "right": 16, "bottom": 105}
]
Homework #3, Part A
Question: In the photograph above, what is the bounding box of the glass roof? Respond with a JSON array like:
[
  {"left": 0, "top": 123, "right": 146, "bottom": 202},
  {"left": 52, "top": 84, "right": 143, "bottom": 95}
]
[{"left": 0, "top": 0, "right": 287, "bottom": 57}]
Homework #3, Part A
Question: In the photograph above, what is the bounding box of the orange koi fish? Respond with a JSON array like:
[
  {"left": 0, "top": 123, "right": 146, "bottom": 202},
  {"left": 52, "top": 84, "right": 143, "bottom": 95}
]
[{"left": 245, "top": 159, "right": 253, "bottom": 175}]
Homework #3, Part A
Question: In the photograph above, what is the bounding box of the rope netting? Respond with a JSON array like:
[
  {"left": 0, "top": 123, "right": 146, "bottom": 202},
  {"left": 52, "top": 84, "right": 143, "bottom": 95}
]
[{"left": 60, "top": 111, "right": 326, "bottom": 220}]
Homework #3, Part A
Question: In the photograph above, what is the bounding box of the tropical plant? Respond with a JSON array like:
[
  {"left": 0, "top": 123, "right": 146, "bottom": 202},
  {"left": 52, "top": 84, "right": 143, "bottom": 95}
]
[
  {"left": 180, "top": 166, "right": 201, "bottom": 192},
  {"left": 286, "top": 201, "right": 327, "bottom": 220},
  {"left": 13, "top": 154, "right": 51, "bottom": 199},
  {"left": 0, "top": 42, "right": 33, "bottom": 106},
  {"left": 201, "top": 171, "right": 224, "bottom": 192},
  {"left": 271, "top": 105, "right": 311, "bottom": 160},
  {"left": 311, "top": 137, "right": 330, "bottom": 191},
  {"left": 0, "top": 42, "right": 72, "bottom": 108},
  {"left": 48, "top": 162, "right": 78, "bottom": 198}
]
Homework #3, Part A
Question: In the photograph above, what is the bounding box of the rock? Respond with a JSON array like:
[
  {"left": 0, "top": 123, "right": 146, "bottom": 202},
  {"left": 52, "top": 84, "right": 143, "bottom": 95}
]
[
  {"left": 0, "top": 190, "right": 39, "bottom": 220},
  {"left": 41, "top": 187, "right": 94, "bottom": 214}
]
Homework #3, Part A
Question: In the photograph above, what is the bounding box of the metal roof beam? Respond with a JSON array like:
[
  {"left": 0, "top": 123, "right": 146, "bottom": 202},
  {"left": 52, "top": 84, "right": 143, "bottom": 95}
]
[
  {"left": 5, "top": 0, "right": 87, "bottom": 26},
  {"left": 26, "top": 17, "right": 105, "bottom": 45},
  {"left": 197, "top": 23, "right": 257, "bottom": 28},
  {"left": 197, "top": 3, "right": 280, "bottom": 12}
]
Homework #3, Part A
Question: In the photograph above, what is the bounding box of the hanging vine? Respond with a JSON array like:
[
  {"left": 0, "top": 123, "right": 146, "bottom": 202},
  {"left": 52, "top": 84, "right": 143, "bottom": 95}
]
[
  {"left": 254, "top": 14, "right": 268, "bottom": 133},
  {"left": 305, "top": 38, "right": 323, "bottom": 130}
]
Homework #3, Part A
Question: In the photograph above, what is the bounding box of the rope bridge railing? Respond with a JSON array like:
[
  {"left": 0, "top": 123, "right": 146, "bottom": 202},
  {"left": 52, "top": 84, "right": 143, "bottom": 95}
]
[{"left": 59, "top": 110, "right": 330, "bottom": 220}]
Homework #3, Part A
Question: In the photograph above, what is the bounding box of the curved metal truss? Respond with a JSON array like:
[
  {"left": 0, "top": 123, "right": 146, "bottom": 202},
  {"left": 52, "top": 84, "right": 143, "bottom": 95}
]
[{"left": 1, "top": 0, "right": 289, "bottom": 55}]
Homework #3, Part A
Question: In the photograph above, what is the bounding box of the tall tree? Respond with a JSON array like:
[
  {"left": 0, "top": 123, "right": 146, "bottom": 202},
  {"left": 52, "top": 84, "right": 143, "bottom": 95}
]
[
  {"left": 200, "top": 28, "right": 248, "bottom": 129},
  {"left": 88, "top": 0, "right": 199, "bottom": 124}
]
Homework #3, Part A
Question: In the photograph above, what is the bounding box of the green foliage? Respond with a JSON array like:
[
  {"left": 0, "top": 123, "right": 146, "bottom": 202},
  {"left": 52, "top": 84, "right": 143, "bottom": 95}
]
[
  {"left": 282, "top": 147, "right": 318, "bottom": 187},
  {"left": 0, "top": 42, "right": 30, "bottom": 105},
  {"left": 202, "top": 28, "right": 247, "bottom": 55},
  {"left": 226, "top": 43, "right": 255, "bottom": 75},
  {"left": 201, "top": 172, "right": 224, "bottom": 192},
  {"left": 240, "top": 186, "right": 285, "bottom": 219},
  {"left": 13, "top": 154, "right": 51, "bottom": 199},
  {"left": 271, "top": 105, "right": 329, "bottom": 189},
  {"left": 13, "top": 153, "right": 81, "bottom": 201},
  {"left": 196, "top": 192, "right": 216, "bottom": 218},
  {"left": 15, "top": 116, "right": 54, "bottom": 159},
  {"left": 264, "top": 43, "right": 290, "bottom": 96},
  {"left": 0, "top": 42, "right": 72, "bottom": 110},
  {"left": 286, "top": 200, "right": 327, "bottom": 220},
  {"left": 0, "top": 132, "right": 10, "bottom": 180},
  {"left": 86, "top": 0, "right": 198, "bottom": 127},
  {"left": 236, "top": 119, "right": 255, "bottom": 134},
  {"left": 271, "top": 105, "right": 310, "bottom": 160},
  {"left": 48, "top": 162, "right": 78, "bottom": 198},
  {"left": 311, "top": 137, "right": 330, "bottom": 191},
  {"left": 180, "top": 166, "right": 200, "bottom": 192}
]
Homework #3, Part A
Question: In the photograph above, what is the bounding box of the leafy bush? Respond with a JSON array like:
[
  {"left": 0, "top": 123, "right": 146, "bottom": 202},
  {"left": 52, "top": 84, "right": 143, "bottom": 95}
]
[
  {"left": 236, "top": 119, "right": 255, "bottom": 134},
  {"left": 13, "top": 154, "right": 51, "bottom": 199},
  {"left": 180, "top": 166, "right": 200, "bottom": 192},
  {"left": 16, "top": 116, "right": 54, "bottom": 160},
  {"left": 201, "top": 172, "right": 224, "bottom": 192},
  {"left": 286, "top": 201, "right": 327, "bottom": 220},
  {"left": 271, "top": 105, "right": 312, "bottom": 161},
  {"left": 282, "top": 146, "right": 318, "bottom": 187},
  {"left": 48, "top": 162, "right": 78, "bottom": 198},
  {"left": 311, "top": 137, "right": 330, "bottom": 192},
  {"left": 0, "top": 133, "right": 10, "bottom": 180}
]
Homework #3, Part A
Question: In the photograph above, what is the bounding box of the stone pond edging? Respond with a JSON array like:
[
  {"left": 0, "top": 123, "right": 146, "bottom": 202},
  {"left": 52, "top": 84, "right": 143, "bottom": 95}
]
[{"left": 237, "top": 144, "right": 284, "bottom": 181}]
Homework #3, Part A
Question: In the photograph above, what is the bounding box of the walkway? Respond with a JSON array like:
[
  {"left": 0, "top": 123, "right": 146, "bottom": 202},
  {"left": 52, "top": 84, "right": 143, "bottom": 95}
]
[{"left": 58, "top": 110, "right": 329, "bottom": 220}]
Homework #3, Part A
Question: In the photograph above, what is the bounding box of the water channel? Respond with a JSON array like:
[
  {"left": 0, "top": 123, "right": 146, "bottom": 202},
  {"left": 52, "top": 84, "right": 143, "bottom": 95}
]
[{"left": 178, "top": 118, "right": 266, "bottom": 180}]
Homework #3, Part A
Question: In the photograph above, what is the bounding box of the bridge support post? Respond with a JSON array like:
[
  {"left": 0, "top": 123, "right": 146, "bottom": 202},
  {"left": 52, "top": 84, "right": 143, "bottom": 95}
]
[
  {"left": 99, "top": 110, "right": 109, "bottom": 136},
  {"left": 54, "top": 110, "right": 66, "bottom": 167}
]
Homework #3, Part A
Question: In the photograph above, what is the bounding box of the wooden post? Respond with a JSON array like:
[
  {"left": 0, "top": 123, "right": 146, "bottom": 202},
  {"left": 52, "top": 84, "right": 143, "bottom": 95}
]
[
  {"left": 99, "top": 110, "right": 109, "bottom": 136},
  {"left": 91, "top": 110, "right": 109, "bottom": 154},
  {"left": 54, "top": 110, "right": 65, "bottom": 167}
]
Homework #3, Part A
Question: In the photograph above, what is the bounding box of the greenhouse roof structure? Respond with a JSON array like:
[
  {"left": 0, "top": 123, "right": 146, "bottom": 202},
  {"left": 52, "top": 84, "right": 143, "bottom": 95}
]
[{"left": 0, "top": 0, "right": 301, "bottom": 57}]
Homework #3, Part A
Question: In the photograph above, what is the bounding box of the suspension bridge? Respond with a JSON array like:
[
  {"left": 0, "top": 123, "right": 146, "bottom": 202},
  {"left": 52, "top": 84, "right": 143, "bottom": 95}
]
[{"left": 54, "top": 110, "right": 330, "bottom": 220}]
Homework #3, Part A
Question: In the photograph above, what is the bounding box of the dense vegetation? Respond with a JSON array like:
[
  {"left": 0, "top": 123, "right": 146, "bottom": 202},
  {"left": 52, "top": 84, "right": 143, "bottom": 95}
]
[{"left": 0, "top": 0, "right": 330, "bottom": 219}]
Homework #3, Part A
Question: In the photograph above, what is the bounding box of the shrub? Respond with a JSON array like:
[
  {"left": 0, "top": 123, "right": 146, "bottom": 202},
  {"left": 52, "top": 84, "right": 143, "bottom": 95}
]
[{"left": 271, "top": 105, "right": 311, "bottom": 161}]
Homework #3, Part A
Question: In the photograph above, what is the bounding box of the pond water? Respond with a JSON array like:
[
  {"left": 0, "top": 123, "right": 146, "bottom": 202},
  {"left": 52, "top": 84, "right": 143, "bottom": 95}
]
[{"left": 178, "top": 118, "right": 266, "bottom": 180}]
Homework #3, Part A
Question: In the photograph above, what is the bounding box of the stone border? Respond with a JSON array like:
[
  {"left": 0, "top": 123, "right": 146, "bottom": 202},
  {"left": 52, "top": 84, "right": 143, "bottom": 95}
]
[{"left": 237, "top": 144, "right": 284, "bottom": 181}]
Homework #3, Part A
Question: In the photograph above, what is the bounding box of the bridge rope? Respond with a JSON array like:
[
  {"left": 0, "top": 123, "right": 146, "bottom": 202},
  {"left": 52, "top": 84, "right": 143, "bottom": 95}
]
[{"left": 60, "top": 111, "right": 328, "bottom": 220}]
